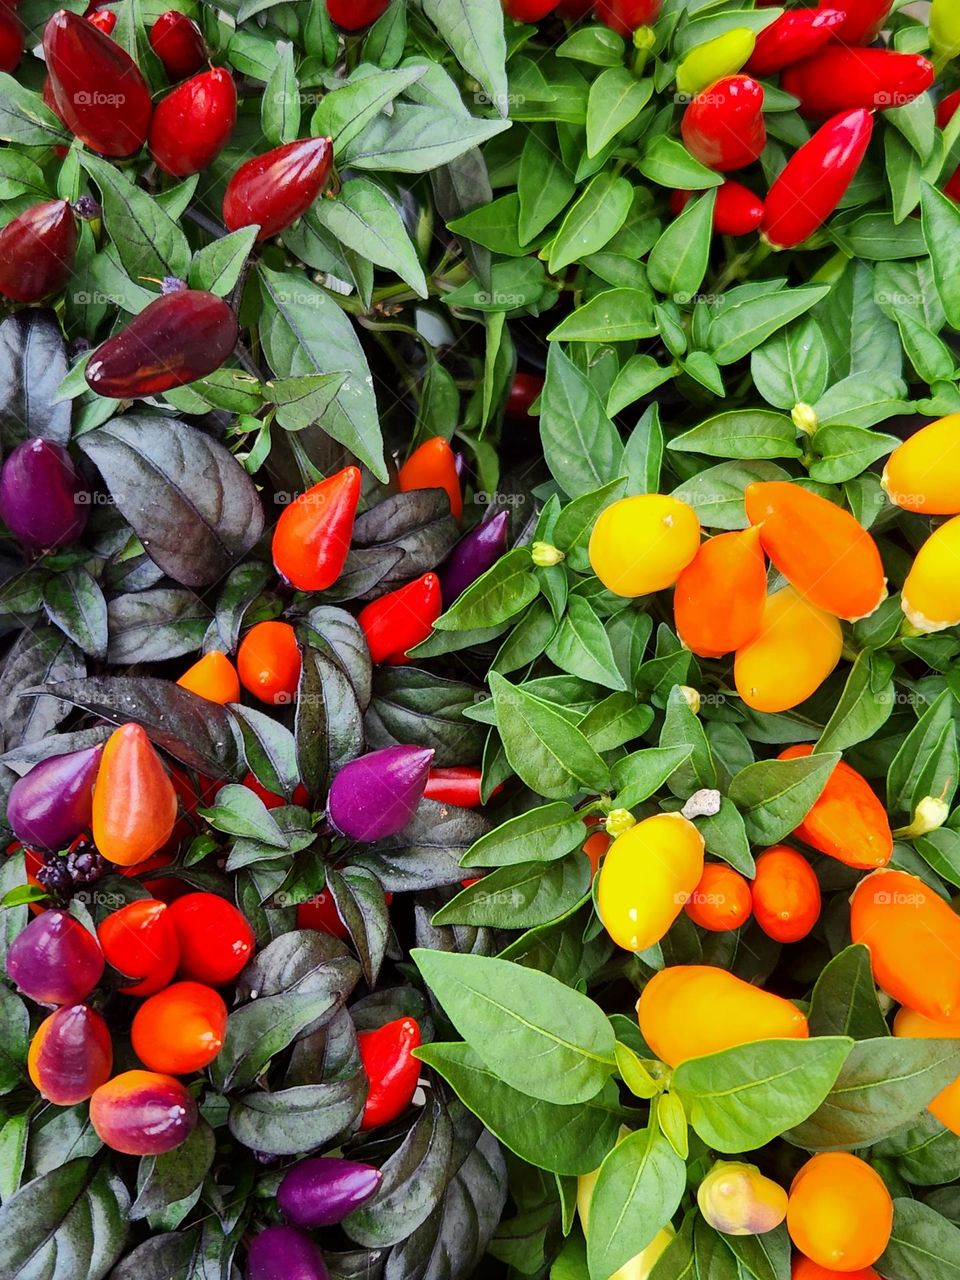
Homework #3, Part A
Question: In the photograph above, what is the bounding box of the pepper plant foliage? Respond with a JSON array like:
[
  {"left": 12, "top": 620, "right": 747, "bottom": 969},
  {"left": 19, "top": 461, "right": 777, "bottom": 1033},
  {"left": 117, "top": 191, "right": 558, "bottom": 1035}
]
[{"left": 0, "top": 0, "right": 959, "bottom": 1277}]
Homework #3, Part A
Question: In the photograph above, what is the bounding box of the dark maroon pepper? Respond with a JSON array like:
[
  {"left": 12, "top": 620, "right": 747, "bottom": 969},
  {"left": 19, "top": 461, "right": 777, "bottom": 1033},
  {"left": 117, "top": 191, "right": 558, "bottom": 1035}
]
[
  {"left": 440, "top": 508, "right": 510, "bottom": 606},
  {"left": 7, "top": 746, "right": 103, "bottom": 851},
  {"left": 43, "top": 9, "right": 152, "bottom": 157},
  {"left": 85, "top": 287, "right": 239, "bottom": 398},
  {"left": 0, "top": 3, "right": 22, "bottom": 71},
  {"left": 0, "top": 439, "right": 89, "bottom": 550},
  {"left": 277, "top": 1157, "right": 382, "bottom": 1227},
  {"left": 0, "top": 201, "right": 77, "bottom": 303},
  {"left": 222, "top": 138, "right": 334, "bottom": 241}
]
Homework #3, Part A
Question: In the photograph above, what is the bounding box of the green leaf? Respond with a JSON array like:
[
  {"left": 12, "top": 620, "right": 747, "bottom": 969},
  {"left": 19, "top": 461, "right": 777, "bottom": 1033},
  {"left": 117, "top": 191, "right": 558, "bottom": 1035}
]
[
  {"left": 921, "top": 181, "right": 960, "bottom": 330},
  {"left": 727, "top": 752, "right": 839, "bottom": 845},
  {"left": 887, "top": 689, "right": 957, "bottom": 815},
  {"left": 879, "top": 1200, "right": 960, "bottom": 1280},
  {"left": 461, "top": 802, "right": 586, "bottom": 868},
  {"left": 816, "top": 651, "right": 895, "bottom": 752},
  {"left": 548, "top": 172, "right": 634, "bottom": 274},
  {"left": 586, "top": 68, "right": 653, "bottom": 158},
  {"left": 490, "top": 672, "right": 611, "bottom": 799},
  {"left": 43, "top": 567, "right": 108, "bottom": 662},
  {"left": 268, "top": 372, "right": 348, "bottom": 432},
  {"left": 79, "top": 154, "right": 190, "bottom": 283},
  {"left": 412, "top": 949, "right": 617, "bottom": 1105},
  {"left": 313, "top": 177, "right": 428, "bottom": 298},
  {"left": 721, "top": 1226, "right": 791, "bottom": 1280},
  {"left": 433, "top": 854, "right": 590, "bottom": 928},
  {"left": 416, "top": 1041, "right": 620, "bottom": 1176},
  {"left": 541, "top": 342, "right": 624, "bottom": 498},
  {"left": 210, "top": 989, "right": 343, "bottom": 1092},
  {"left": 672, "top": 460, "right": 789, "bottom": 529},
  {"left": 612, "top": 746, "right": 695, "bottom": 809},
  {"left": 312, "top": 65, "right": 426, "bottom": 151},
  {"left": 261, "top": 41, "right": 300, "bottom": 144},
  {"left": 546, "top": 595, "right": 628, "bottom": 691},
  {"left": 673, "top": 1037, "right": 853, "bottom": 1154},
  {"left": 0, "top": 75, "right": 68, "bottom": 146},
  {"left": 807, "top": 945, "right": 890, "bottom": 1040},
  {"left": 708, "top": 287, "right": 829, "bottom": 365},
  {"left": 436, "top": 548, "right": 540, "bottom": 631},
  {"left": 637, "top": 135, "right": 724, "bottom": 189},
  {"left": 518, "top": 126, "right": 576, "bottom": 245},
  {"left": 189, "top": 227, "right": 259, "bottom": 297},
  {"left": 421, "top": 0, "right": 508, "bottom": 120},
  {"left": 553, "top": 477, "right": 627, "bottom": 571},
  {"left": 586, "top": 1127, "right": 686, "bottom": 1280},
  {"left": 198, "top": 783, "right": 287, "bottom": 847},
  {"left": 669, "top": 410, "right": 802, "bottom": 460},
  {"left": 647, "top": 190, "right": 715, "bottom": 303},
  {"left": 751, "top": 316, "right": 830, "bottom": 410},
  {"left": 549, "top": 289, "right": 657, "bottom": 342},
  {"left": 788, "top": 1037, "right": 960, "bottom": 1149}
]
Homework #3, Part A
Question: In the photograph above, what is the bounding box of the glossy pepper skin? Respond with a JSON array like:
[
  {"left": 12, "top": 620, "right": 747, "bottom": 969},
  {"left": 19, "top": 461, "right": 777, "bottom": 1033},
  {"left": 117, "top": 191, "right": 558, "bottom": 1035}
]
[
  {"left": 783, "top": 47, "right": 934, "bottom": 117},
  {"left": 168, "top": 891, "right": 255, "bottom": 984},
  {"left": 439, "top": 509, "right": 510, "bottom": 606},
  {"left": 92, "top": 723, "right": 178, "bottom": 867},
  {"left": 7, "top": 745, "right": 102, "bottom": 852},
  {"left": 787, "top": 1154, "right": 893, "bottom": 1273},
  {"left": 901, "top": 513, "right": 960, "bottom": 632},
  {"left": 676, "top": 28, "right": 755, "bottom": 98},
  {"left": 397, "top": 437, "right": 463, "bottom": 521},
  {"left": 673, "top": 526, "right": 766, "bottom": 657},
  {"left": 237, "top": 620, "right": 302, "bottom": 704},
  {"left": 0, "top": 439, "right": 88, "bottom": 552},
  {"left": 671, "top": 180, "right": 764, "bottom": 236},
  {"left": 597, "top": 813, "right": 705, "bottom": 952},
  {"left": 822, "top": 0, "right": 891, "bottom": 43},
  {"left": 590, "top": 494, "right": 700, "bottom": 597},
  {"left": 681, "top": 76, "right": 766, "bottom": 172},
  {"left": 132, "top": 980, "right": 227, "bottom": 1074},
  {"left": 358, "top": 1016, "right": 421, "bottom": 1129},
  {"left": 423, "top": 766, "right": 486, "bottom": 808},
  {"left": 793, "top": 1262, "right": 880, "bottom": 1280},
  {"left": 149, "top": 68, "right": 238, "bottom": 178},
  {"left": 85, "top": 288, "right": 239, "bottom": 399},
  {"left": 637, "top": 966, "right": 809, "bottom": 1067},
  {"left": 28, "top": 1004, "right": 112, "bottom": 1105},
  {"left": 7, "top": 909, "right": 105, "bottom": 1006},
  {"left": 746, "top": 8, "right": 845, "bottom": 78},
  {"left": 278, "top": 1157, "right": 382, "bottom": 1227},
  {"left": 44, "top": 10, "right": 152, "bottom": 157},
  {"left": 358, "top": 572, "right": 442, "bottom": 663},
  {"left": 177, "top": 650, "right": 241, "bottom": 705},
  {"left": 734, "top": 588, "right": 842, "bottom": 712},
  {"left": 761, "top": 109, "right": 874, "bottom": 248},
  {"left": 326, "top": 0, "right": 391, "bottom": 31},
  {"left": 247, "top": 1226, "right": 329, "bottom": 1280},
  {"left": 883, "top": 414, "right": 960, "bottom": 513},
  {"left": 223, "top": 138, "right": 333, "bottom": 241},
  {"left": 697, "top": 1162, "right": 787, "bottom": 1236},
  {"left": 86, "top": 8, "right": 116, "bottom": 33},
  {"left": 506, "top": 371, "right": 543, "bottom": 419},
  {"left": 273, "top": 466, "right": 361, "bottom": 591},
  {"left": 0, "top": 3, "right": 21, "bottom": 70},
  {"left": 778, "top": 744, "right": 892, "bottom": 869},
  {"left": 685, "top": 863, "right": 753, "bottom": 932},
  {"left": 0, "top": 200, "right": 77, "bottom": 303},
  {"left": 593, "top": 0, "right": 661, "bottom": 36},
  {"left": 98, "top": 899, "right": 180, "bottom": 996},
  {"left": 327, "top": 745, "right": 433, "bottom": 842},
  {"left": 931, "top": 0, "right": 960, "bottom": 65},
  {"left": 149, "top": 10, "right": 205, "bottom": 79},
  {"left": 851, "top": 869, "right": 960, "bottom": 1022},
  {"left": 503, "top": 0, "right": 559, "bottom": 17},
  {"left": 744, "top": 480, "right": 885, "bottom": 620},
  {"left": 90, "top": 1070, "right": 198, "bottom": 1155},
  {"left": 751, "top": 847, "right": 821, "bottom": 943}
]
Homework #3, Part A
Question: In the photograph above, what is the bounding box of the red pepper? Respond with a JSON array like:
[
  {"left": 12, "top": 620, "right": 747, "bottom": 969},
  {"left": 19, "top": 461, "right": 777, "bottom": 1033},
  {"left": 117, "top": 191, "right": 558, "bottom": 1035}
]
[
  {"left": 593, "top": 0, "right": 661, "bottom": 35},
  {"left": 670, "top": 180, "right": 764, "bottom": 235},
  {"left": 681, "top": 75, "right": 766, "bottom": 172},
  {"left": 397, "top": 437, "right": 463, "bottom": 521},
  {"left": 357, "top": 1017, "right": 421, "bottom": 1130},
  {"left": 503, "top": 0, "right": 560, "bottom": 18},
  {"left": 43, "top": 9, "right": 152, "bottom": 158},
  {"left": 86, "top": 8, "right": 116, "bottom": 34},
  {"left": 0, "top": 3, "right": 20, "bottom": 71},
  {"left": 326, "top": 0, "right": 391, "bottom": 30},
  {"left": 937, "top": 90, "right": 960, "bottom": 202},
  {"left": 357, "top": 572, "right": 443, "bottom": 665},
  {"left": 423, "top": 767, "right": 487, "bottom": 808},
  {"left": 746, "top": 8, "right": 845, "bottom": 77},
  {"left": 272, "top": 465, "right": 361, "bottom": 592},
  {"left": 149, "top": 11, "right": 205, "bottom": 80},
  {"left": 223, "top": 138, "right": 333, "bottom": 242},
  {"left": 782, "top": 47, "right": 935, "bottom": 116},
  {"left": 85, "top": 287, "right": 238, "bottom": 398},
  {"left": 149, "top": 68, "right": 238, "bottom": 178},
  {"left": 820, "top": 0, "right": 892, "bottom": 43},
  {"left": 761, "top": 108, "right": 874, "bottom": 249},
  {"left": 557, "top": 0, "right": 593, "bottom": 13},
  {"left": 506, "top": 371, "right": 543, "bottom": 419},
  {"left": 0, "top": 201, "right": 77, "bottom": 303}
]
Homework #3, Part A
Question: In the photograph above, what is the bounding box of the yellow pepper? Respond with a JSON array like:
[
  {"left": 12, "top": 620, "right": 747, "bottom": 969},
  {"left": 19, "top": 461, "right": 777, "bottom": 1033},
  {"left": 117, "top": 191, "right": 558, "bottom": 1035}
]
[
  {"left": 589, "top": 494, "right": 700, "bottom": 598},
  {"left": 676, "top": 27, "right": 756, "bottom": 97},
  {"left": 597, "top": 812, "right": 704, "bottom": 952},
  {"left": 882, "top": 414, "right": 960, "bottom": 514},
  {"left": 697, "top": 1161, "right": 788, "bottom": 1236},
  {"left": 901, "top": 514, "right": 960, "bottom": 633},
  {"left": 734, "top": 587, "right": 842, "bottom": 713}
]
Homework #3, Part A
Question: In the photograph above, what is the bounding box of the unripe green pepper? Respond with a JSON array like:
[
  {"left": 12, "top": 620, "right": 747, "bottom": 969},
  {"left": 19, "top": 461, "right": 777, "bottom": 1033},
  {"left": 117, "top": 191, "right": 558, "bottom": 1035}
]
[
  {"left": 931, "top": 0, "right": 960, "bottom": 66},
  {"left": 676, "top": 27, "right": 755, "bottom": 97}
]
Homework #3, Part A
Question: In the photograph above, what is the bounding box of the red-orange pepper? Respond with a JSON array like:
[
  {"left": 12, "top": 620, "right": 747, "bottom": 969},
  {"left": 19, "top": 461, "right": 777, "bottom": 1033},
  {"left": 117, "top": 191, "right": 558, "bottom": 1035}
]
[
  {"left": 357, "top": 573, "right": 442, "bottom": 664},
  {"left": 397, "top": 438, "right": 463, "bottom": 521},
  {"left": 358, "top": 1017, "right": 421, "bottom": 1129}
]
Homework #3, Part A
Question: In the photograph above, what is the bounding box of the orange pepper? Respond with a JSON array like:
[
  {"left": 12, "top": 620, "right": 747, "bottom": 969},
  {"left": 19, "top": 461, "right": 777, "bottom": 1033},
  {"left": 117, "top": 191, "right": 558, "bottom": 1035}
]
[
  {"left": 684, "top": 862, "right": 753, "bottom": 931},
  {"left": 397, "top": 437, "right": 462, "bottom": 520},
  {"left": 779, "top": 744, "right": 892, "bottom": 869},
  {"left": 786, "top": 1153, "right": 892, "bottom": 1272},
  {"left": 744, "top": 481, "right": 885, "bottom": 620},
  {"left": 92, "top": 724, "right": 178, "bottom": 867},
  {"left": 893, "top": 1005, "right": 960, "bottom": 1134},
  {"left": 177, "top": 650, "right": 241, "bottom": 705},
  {"left": 237, "top": 620, "right": 301, "bottom": 704},
  {"left": 792, "top": 1258, "right": 880, "bottom": 1280},
  {"left": 131, "top": 980, "right": 227, "bottom": 1074},
  {"left": 673, "top": 526, "right": 766, "bottom": 657},
  {"left": 751, "top": 846, "right": 820, "bottom": 943},
  {"left": 272, "top": 465, "right": 361, "bottom": 591}
]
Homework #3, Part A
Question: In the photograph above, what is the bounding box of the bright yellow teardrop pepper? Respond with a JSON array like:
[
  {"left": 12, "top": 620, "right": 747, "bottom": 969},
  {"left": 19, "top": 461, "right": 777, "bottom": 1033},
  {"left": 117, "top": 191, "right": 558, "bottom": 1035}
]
[
  {"left": 697, "top": 1161, "right": 788, "bottom": 1236},
  {"left": 734, "top": 587, "right": 842, "bottom": 713},
  {"left": 901, "top": 514, "right": 960, "bottom": 633},
  {"left": 597, "top": 812, "right": 704, "bottom": 952},
  {"left": 589, "top": 494, "right": 700, "bottom": 598},
  {"left": 676, "top": 27, "right": 756, "bottom": 97},
  {"left": 882, "top": 414, "right": 960, "bottom": 514}
]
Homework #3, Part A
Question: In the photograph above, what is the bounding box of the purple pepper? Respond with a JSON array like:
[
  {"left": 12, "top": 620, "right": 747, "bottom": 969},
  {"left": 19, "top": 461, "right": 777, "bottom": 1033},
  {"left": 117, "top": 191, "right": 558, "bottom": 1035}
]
[
  {"left": 0, "top": 438, "right": 89, "bottom": 551},
  {"left": 327, "top": 745, "right": 434, "bottom": 843},
  {"left": 7, "top": 909, "right": 104, "bottom": 1006},
  {"left": 277, "top": 1157, "right": 382, "bottom": 1228},
  {"left": 439, "top": 508, "right": 509, "bottom": 607},
  {"left": 246, "top": 1226, "right": 328, "bottom": 1280},
  {"left": 7, "top": 745, "right": 103, "bottom": 851}
]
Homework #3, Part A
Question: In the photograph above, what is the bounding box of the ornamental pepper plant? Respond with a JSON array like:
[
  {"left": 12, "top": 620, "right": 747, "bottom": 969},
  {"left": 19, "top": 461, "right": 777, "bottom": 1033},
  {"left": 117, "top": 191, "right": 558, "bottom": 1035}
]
[{"left": 1, "top": 0, "right": 960, "bottom": 1278}]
